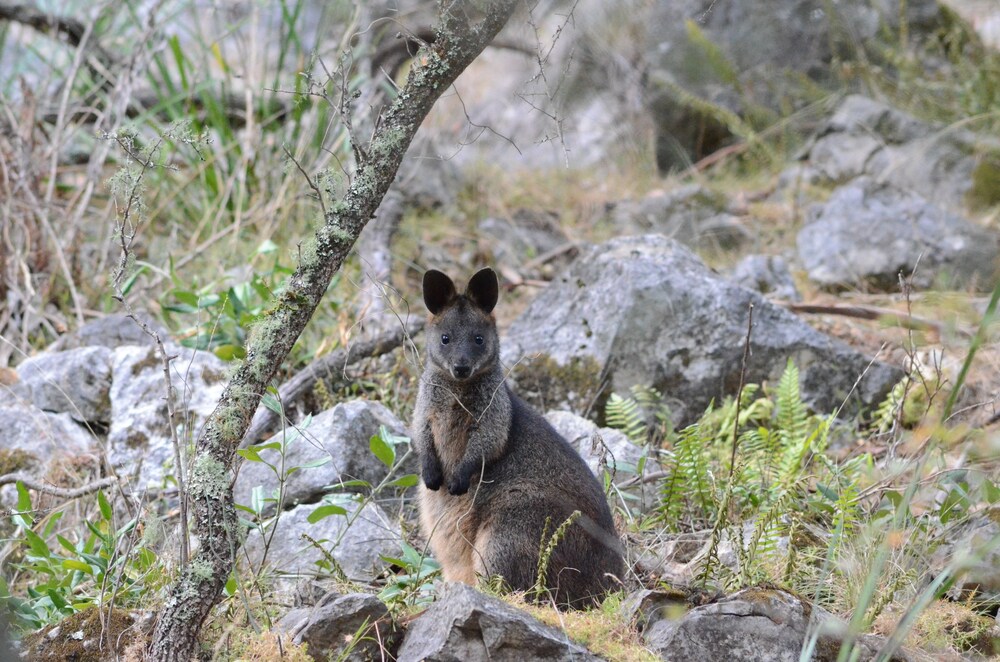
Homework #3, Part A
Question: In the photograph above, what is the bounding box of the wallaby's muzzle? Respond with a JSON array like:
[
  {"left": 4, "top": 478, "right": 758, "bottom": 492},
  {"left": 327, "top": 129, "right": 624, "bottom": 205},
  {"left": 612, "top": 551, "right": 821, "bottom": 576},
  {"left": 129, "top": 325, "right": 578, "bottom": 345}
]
[{"left": 453, "top": 365, "right": 472, "bottom": 379}]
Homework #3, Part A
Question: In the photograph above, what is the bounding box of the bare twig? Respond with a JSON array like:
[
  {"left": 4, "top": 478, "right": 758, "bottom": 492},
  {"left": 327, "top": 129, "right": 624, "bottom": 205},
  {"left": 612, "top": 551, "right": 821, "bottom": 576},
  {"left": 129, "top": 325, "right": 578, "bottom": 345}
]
[
  {"left": 109, "top": 132, "right": 190, "bottom": 569},
  {"left": 728, "top": 302, "right": 754, "bottom": 480},
  {"left": 0, "top": 473, "right": 118, "bottom": 498},
  {"left": 781, "top": 301, "right": 962, "bottom": 337}
]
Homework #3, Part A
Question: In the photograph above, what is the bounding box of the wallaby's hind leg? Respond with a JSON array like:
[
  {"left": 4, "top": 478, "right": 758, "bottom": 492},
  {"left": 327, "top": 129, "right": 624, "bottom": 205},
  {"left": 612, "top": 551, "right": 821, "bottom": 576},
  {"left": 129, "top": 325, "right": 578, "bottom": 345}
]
[
  {"left": 475, "top": 506, "right": 619, "bottom": 608},
  {"left": 473, "top": 521, "right": 538, "bottom": 593}
]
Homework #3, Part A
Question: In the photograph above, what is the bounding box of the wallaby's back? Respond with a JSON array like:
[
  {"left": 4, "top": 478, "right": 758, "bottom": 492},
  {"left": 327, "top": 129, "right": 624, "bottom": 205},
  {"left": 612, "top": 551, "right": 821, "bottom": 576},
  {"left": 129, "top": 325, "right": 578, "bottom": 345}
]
[{"left": 412, "top": 268, "right": 622, "bottom": 608}]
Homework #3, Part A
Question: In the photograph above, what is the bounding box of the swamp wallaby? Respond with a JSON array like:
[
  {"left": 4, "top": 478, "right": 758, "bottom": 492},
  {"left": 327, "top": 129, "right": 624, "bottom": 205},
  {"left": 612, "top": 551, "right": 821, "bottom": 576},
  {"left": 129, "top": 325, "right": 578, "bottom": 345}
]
[{"left": 412, "top": 267, "right": 623, "bottom": 608}]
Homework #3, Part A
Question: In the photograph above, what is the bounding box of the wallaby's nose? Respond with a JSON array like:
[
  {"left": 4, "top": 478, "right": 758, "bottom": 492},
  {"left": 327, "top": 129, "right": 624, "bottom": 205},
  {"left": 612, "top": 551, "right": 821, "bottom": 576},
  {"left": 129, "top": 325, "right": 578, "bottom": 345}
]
[{"left": 453, "top": 365, "right": 472, "bottom": 379}]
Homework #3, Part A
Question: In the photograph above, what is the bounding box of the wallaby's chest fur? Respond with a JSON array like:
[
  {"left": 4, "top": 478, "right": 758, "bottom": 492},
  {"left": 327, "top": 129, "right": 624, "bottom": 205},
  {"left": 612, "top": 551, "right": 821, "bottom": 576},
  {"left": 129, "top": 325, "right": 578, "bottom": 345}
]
[{"left": 411, "top": 268, "right": 622, "bottom": 607}]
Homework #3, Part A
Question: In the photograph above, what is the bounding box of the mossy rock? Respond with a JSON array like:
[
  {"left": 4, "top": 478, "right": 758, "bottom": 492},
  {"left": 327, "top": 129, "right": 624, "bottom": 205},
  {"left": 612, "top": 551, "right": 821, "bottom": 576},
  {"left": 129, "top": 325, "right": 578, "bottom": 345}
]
[
  {"left": 0, "top": 448, "right": 37, "bottom": 475},
  {"left": 21, "top": 607, "right": 152, "bottom": 661},
  {"left": 510, "top": 354, "right": 607, "bottom": 420},
  {"left": 968, "top": 152, "right": 1000, "bottom": 209}
]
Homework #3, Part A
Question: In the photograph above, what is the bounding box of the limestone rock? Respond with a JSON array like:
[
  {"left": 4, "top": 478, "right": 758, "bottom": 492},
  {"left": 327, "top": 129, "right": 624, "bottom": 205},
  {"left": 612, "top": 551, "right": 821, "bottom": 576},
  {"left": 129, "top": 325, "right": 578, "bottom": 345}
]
[
  {"left": 645, "top": 588, "right": 909, "bottom": 661},
  {"left": 107, "top": 345, "right": 227, "bottom": 488},
  {"left": 797, "top": 177, "right": 999, "bottom": 291},
  {"left": 544, "top": 409, "right": 646, "bottom": 482},
  {"left": 730, "top": 254, "right": 801, "bottom": 302},
  {"left": 504, "top": 235, "right": 901, "bottom": 426},
  {"left": 17, "top": 347, "right": 113, "bottom": 423},
  {"left": 234, "top": 399, "right": 411, "bottom": 513},
  {"left": 396, "top": 582, "right": 601, "bottom": 662},
  {"left": 609, "top": 185, "right": 748, "bottom": 251},
  {"left": 48, "top": 313, "right": 168, "bottom": 351},
  {"left": 243, "top": 499, "right": 400, "bottom": 582},
  {"left": 278, "top": 592, "right": 399, "bottom": 661},
  {"left": 802, "top": 95, "right": 1000, "bottom": 214}
]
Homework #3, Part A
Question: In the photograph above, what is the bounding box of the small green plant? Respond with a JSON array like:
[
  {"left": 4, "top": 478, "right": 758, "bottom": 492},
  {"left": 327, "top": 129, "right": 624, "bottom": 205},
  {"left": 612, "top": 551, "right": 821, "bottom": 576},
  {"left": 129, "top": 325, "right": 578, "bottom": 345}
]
[
  {"left": 379, "top": 541, "right": 441, "bottom": 609},
  {"left": 160, "top": 240, "right": 296, "bottom": 360},
  {"left": 1, "top": 484, "right": 164, "bottom": 631},
  {"left": 531, "top": 510, "right": 583, "bottom": 602}
]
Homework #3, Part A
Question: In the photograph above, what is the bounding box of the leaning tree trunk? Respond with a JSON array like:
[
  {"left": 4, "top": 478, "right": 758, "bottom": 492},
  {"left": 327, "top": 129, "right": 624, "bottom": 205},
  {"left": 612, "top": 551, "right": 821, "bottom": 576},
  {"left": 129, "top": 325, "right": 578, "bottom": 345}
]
[{"left": 149, "top": 3, "right": 518, "bottom": 659}]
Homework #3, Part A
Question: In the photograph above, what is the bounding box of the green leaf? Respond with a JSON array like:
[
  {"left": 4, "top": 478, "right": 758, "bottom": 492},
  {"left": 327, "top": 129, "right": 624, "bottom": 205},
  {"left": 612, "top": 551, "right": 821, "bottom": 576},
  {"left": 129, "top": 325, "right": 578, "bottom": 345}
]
[
  {"left": 262, "top": 393, "right": 283, "bottom": 415},
  {"left": 984, "top": 479, "right": 1000, "bottom": 504},
  {"left": 172, "top": 290, "right": 200, "bottom": 307},
  {"left": 296, "top": 456, "right": 332, "bottom": 470},
  {"left": 307, "top": 504, "right": 348, "bottom": 524},
  {"left": 97, "top": 490, "right": 113, "bottom": 521},
  {"left": 884, "top": 490, "right": 903, "bottom": 510},
  {"left": 224, "top": 573, "right": 238, "bottom": 596},
  {"left": 56, "top": 535, "right": 77, "bottom": 554},
  {"left": 120, "top": 264, "right": 147, "bottom": 297},
  {"left": 369, "top": 433, "right": 395, "bottom": 467},
  {"left": 23, "top": 529, "right": 50, "bottom": 559},
  {"left": 213, "top": 344, "right": 246, "bottom": 361},
  {"left": 816, "top": 483, "right": 838, "bottom": 502},
  {"left": 47, "top": 589, "right": 69, "bottom": 611},
  {"left": 251, "top": 486, "right": 265, "bottom": 515},
  {"left": 62, "top": 559, "right": 93, "bottom": 574},
  {"left": 14, "top": 481, "right": 32, "bottom": 527},
  {"left": 237, "top": 448, "right": 263, "bottom": 463},
  {"left": 388, "top": 474, "right": 419, "bottom": 488}
]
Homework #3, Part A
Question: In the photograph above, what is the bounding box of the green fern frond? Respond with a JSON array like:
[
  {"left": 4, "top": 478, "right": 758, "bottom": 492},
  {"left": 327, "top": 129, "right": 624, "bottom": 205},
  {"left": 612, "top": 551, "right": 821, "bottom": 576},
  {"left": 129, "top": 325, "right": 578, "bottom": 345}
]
[
  {"left": 775, "top": 360, "right": 809, "bottom": 451},
  {"left": 605, "top": 392, "right": 647, "bottom": 444},
  {"left": 874, "top": 378, "right": 907, "bottom": 433},
  {"left": 685, "top": 19, "right": 740, "bottom": 88}
]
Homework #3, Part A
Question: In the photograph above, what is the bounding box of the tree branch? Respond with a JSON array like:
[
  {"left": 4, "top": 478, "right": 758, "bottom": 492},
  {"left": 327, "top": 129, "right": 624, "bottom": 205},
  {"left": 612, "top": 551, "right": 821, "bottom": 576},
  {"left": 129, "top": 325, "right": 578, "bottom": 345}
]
[
  {"left": 241, "top": 317, "right": 425, "bottom": 447},
  {"left": 148, "top": 3, "right": 519, "bottom": 659},
  {"left": 0, "top": 473, "right": 118, "bottom": 499}
]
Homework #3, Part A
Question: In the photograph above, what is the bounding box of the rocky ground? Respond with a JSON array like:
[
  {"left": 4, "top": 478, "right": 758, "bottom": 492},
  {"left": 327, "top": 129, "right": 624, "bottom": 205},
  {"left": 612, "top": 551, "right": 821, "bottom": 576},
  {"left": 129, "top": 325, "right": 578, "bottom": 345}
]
[{"left": 3, "top": 0, "right": 1000, "bottom": 660}]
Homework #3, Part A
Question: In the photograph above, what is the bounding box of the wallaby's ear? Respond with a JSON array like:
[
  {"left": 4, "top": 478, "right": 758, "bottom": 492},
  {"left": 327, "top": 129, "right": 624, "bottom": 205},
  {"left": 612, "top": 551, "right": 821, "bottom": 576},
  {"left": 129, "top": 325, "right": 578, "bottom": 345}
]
[
  {"left": 466, "top": 268, "right": 499, "bottom": 314},
  {"left": 423, "top": 270, "right": 457, "bottom": 315}
]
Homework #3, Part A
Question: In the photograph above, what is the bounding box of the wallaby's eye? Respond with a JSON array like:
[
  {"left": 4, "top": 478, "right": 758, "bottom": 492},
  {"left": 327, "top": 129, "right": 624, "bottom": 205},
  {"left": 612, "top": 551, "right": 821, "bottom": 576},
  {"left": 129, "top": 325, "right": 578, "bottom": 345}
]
[
  {"left": 474, "top": 335, "right": 484, "bottom": 346},
  {"left": 441, "top": 334, "right": 450, "bottom": 345}
]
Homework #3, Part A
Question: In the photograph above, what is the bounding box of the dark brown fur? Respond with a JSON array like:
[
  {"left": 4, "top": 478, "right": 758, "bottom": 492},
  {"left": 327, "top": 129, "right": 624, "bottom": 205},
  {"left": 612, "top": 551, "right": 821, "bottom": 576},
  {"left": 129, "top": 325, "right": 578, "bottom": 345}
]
[{"left": 411, "top": 268, "right": 623, "bottom": 607}]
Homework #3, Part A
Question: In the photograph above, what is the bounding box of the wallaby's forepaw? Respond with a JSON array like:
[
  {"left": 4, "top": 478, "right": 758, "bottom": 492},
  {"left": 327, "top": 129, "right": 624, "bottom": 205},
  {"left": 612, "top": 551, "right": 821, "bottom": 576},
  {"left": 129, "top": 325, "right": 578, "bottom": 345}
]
[
  {"left": 422, "top": 456, "right": 444, "bottom": 491},
  {"left": 447, "top": 472, "right": 471, "bottom": 496},
  {"left": 447, "top": 461, "right": 476, "bottom": 495}
]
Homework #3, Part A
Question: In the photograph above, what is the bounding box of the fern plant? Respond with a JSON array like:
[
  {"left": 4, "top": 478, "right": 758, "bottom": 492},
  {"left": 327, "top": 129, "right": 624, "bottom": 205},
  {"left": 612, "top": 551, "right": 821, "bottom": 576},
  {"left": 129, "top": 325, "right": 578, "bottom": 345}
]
[{"left": 651, "top": 360, "right": 865, "bottom": 592}]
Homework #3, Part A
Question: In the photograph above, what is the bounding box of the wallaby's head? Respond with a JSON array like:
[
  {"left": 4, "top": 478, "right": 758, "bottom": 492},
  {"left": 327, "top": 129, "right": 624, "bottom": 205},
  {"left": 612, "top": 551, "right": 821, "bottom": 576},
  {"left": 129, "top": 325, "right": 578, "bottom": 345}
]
[{"left": 422, "top": 268, "right": 500, "bottom": 382}]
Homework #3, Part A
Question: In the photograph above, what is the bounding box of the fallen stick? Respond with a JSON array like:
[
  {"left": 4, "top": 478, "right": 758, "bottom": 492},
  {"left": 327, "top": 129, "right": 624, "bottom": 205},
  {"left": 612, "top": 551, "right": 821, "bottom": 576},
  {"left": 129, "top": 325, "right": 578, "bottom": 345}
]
[
  {"left": 241, "top": 318, "right": 424, "bottom": 447},
  {"left": 0, "top": 473, "right": 118, "bottom": 499},
  {"left": 780, "top": 301, "right": 964, "bottom": 337}
]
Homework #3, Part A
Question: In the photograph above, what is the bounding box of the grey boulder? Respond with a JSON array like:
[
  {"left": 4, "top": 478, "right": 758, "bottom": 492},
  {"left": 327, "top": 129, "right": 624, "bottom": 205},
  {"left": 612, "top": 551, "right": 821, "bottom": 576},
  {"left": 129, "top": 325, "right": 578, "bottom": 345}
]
[
  {"left": 544, "top": 410, "right": 646, "bottom": 483},
  {"left": 730, "top": 254, "right": 801, "bottom": 302},
  {"left": 278, "top": 592, "right": 399, "bottom": 661},
  {"left": 49, "top": 313, "right": 168, "bottom": 351},
  {"left": 16, "top": 346, "right": 113, "bottom": 423},
  {"left": 396, "top": 582, "right": 601, "bottom": 662},
  {"left": 234, "top": 399, "right": 411, "bottom": 513},
  {"left": 797, "top": 177, "right": 998, "bottom": 291},
  {"left": 0, "top": 404, "right": 97, "bottom": 509},
  {"left": 0, "top": 404, "right": 95, "bottom": 465},
  {"left": 642, "top": 1, "right": 940, "bottom": 170},
  {"left": 504, "top": 235, "right": 901, "bottom": 426},
  {"left": 645, "top": 588, "right": 908, "bottom": 661},
  {"left": 608, "top": 185, "right": 748, "bottom": 251},
  {"left": 243, "top": 499, "right": 400, "bottom": 582},
  {"left": 107, "top": 345, "right": 227, "bottom": 488},
  {"left": 803, "top": 95, "right": 999, "bottom": 214}
]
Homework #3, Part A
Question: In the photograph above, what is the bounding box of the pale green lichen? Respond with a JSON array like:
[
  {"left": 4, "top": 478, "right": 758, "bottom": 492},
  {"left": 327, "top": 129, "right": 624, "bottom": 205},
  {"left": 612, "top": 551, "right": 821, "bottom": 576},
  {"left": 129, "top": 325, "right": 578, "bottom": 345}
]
[
  {"left": 189, "top": 558, "right": 215, "bottom": 581},
  {"left": 188, "top": 455, "right": 228, "bottom": 500}
]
